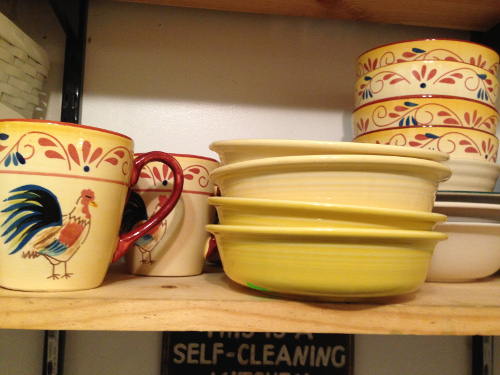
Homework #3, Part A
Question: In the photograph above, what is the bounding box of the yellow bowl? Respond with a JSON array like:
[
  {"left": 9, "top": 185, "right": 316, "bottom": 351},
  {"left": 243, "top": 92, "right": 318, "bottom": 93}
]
[
  {"left": 206, "top": 224, "right": 447, "bottom": 300},
  {"left": 354, "top": 60, "right": 499, "bottom": 109},
  {"left": 209, "top": 154, "right": 451, "bottom": 212},
  {"left": 356, "top": 39, "right": 499, "bottom": 79},
  {"left": 352, "top": 95, "right": 498, "bottom": 138},
  {"left": 208, "top": 196, "right": 447, "bottom": 230},
  {"left": 354, "top": 125, "right": 499, "bottom": 163},
  {"left": 209, "top": 139, "right": 449, "bottom": 165}
]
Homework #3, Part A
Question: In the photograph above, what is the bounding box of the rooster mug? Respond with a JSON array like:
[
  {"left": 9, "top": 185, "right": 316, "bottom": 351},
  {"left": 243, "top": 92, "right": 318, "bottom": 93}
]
[
  {"left": 122, "top": 153, "right": 219, "bottom": 276},
  {"left": 0, "top": 120, "right": 183, "bottom": 291}
]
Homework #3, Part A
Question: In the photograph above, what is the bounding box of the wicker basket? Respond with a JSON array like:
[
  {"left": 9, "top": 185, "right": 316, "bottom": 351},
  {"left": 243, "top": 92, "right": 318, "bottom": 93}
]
[{"left": 0, "top": 12, "right": 49, "bottom": 119}]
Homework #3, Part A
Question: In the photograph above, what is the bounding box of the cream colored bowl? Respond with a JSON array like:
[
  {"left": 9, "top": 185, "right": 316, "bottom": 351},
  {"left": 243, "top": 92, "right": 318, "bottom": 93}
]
[
  {"left": 438, "top": 158, "right": 500, "bottom": 192},
  {"left": 209, "top": 196, "right": 447, "bottom": 230},
  {"left": 356, "top": 39, "right": 499, "bottom": 79},
  {"left": 433, "top": 201, "right": 500, "bottom": 223},
  {"left": 206, "top": 224, "right": 447, "bottom": 300},
  {"left": 426, "top": 222, "right": 500, "bottom": 282},
  {"left": 354, "top": 60, "right": 499, "bottom": 109},
  {"left": 354, "top": 126, "right": 499, "bottom": 163},
  {"left": 209, "top": 155, "right": 451, "bottom": 212},
  {"left": 352, "top": 96, "right": 498, "bottom": 138},
  {"left": 209, "top": 139, "right": 449, "bottom": 165}
]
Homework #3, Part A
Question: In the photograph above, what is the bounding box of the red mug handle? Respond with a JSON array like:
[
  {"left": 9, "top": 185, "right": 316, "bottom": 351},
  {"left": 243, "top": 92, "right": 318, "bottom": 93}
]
[{"left": 112, "top": 151, "right": 184, "bottom": 262}]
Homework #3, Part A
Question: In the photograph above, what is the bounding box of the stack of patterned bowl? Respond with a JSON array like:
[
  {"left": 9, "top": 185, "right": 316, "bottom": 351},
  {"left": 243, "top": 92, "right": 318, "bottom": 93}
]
[
  {"left": 352, "top": 39, "right": 500, "bottom": 192},
  {"left": 206, "top": 139, "right": 451, "bottom": 301}
]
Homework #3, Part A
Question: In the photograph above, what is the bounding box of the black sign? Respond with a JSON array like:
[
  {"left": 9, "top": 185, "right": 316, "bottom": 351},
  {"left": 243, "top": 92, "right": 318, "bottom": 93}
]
[{"left": 161, "top": 332, "right": 353, "bottom": 375}]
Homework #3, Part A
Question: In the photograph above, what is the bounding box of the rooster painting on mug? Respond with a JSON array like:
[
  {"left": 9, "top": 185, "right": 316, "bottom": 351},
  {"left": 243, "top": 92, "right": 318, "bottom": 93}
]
[{"left": 0, "top": 184, "right": 98, "bottom": 280}]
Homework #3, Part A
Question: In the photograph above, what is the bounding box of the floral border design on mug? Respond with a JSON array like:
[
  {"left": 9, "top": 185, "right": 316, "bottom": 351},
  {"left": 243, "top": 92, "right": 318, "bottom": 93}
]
[
  {"left": 0, "top": 131, "right": 133, "bottom": 176},
  {"left": 138, "top": 161, "right": 211, "bottom": 190}
]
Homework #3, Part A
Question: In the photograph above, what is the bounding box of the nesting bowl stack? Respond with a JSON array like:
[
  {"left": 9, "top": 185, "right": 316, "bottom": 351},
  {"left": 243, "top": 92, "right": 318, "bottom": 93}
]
[
  {"left": 352, "top": 39, "right": 500, "bottom": 192},
  {"left": 206, "top": 139, "right": 451, "bottom": 301},
  {"left": 351, "top": 39, "right": 500, "bottom": 283}
]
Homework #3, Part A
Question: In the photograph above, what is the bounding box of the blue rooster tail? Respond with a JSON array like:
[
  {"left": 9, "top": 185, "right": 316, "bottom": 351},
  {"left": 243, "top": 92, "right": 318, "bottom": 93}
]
[
  {"left": 120, "top": 191, "right": 149, "bottom": 235},
  {"left": 1, "top": 184, "right": 63, "bottom": 255}
]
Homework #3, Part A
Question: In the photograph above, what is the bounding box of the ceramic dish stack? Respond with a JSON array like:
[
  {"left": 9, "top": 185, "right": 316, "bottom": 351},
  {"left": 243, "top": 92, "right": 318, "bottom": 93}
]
[
  {"left": 352, "top": 38, "right": 500, "bottom": 192},
  {"left": 0, "top": 12, "right": 50, "bottom": 119},
  {"left": 206, "top": 139, "right": 452, "bottom": 301}
]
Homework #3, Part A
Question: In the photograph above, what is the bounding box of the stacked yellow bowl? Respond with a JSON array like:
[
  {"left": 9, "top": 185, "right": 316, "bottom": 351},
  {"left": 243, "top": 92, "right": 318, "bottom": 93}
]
[
  {"left": 352, "top": 39, "right": 500, "bottom": 192},
  {"left": 206, "top": 139, "right": 451, "bottom": 301}
]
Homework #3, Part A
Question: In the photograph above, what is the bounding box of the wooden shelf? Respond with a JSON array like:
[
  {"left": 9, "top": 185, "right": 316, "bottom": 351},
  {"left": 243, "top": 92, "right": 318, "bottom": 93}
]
[
  {"left": 2, "top": 261, "right": 500, "bottom": 334},
  {"left": 116, "top": 0, "right": 500, "bottom": 32}
]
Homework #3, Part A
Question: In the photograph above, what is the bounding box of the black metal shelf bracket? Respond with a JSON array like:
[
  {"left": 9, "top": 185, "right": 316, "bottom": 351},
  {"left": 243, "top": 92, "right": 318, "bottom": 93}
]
[
  {"left": 49, "top": 0, "right": 89, "bottom": 124},
  {"left": 471, "top": 23, "right": 500, "bottom": 58}
]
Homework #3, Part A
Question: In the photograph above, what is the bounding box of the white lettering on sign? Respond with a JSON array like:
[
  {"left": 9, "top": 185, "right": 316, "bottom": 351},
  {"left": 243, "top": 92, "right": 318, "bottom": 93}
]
[
  {"left": 210, "top": 373, "right": 310, "bottom": 375},
  {"left": 173, "top": 342, "right": 346, "bottom": 368}
]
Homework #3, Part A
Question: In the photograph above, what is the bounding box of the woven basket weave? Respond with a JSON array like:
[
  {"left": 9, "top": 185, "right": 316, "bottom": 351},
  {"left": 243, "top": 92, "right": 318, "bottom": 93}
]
[{"left": 0, "top": 12, "right": 49, "bottom": 119}]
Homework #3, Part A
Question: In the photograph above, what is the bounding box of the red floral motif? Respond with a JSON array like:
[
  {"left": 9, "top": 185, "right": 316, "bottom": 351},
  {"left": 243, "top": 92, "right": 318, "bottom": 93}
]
[
  {"left": 363, "top": 58, "right": 379, "bottom": 74},
  {"left": 411, "top": 65, "right": 437, "bottom": 86},
  {"left": 463, "top": 110, "right": 498, "bottom": 131},
  {"left": 140, "top": 163, "right": 211, "bottom": 188},
  {"left": 355, "top": 118, "right": 370, "bottom": 134},
  {"left": 356, "top": 70, "right": 410, "bottom": 102},
  {"left": 68, "top": 141, "right": 103, "bottom": 167},
  {"left": 0, "top": 131, "right": 132, "bottom": 174},
  {"left": 482, "top": 138, "right": 496, "bottom": 158},
  {"left": 370, "top": 130, "right": 497, "bottom": 162},
  {"left": 357, "top": 48, "right": 499, "bottom": 78}
]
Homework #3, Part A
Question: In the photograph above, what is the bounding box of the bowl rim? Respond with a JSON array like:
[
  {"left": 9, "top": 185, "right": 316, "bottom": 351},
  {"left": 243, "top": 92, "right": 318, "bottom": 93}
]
[
  {"left": 208, "top": 196, "right": 447, "bottom": 222},
  {"left": 134, "top": 152, "right": 219, "bottom": 163},
  {"left": 206, "top": 224, "right": 448, "bottom": 240},
  {"left": 434, "top": 201, "right": 500, "bottom": 210},
  {"left": 209, "top": 139, "right": 450, "bottom": 162},
  {"left": 435, "top": 221, "right": 500, "bottom": 230},
  {"left": 356, "top": 38, "right": 500, "bottom": 61},
  {"left": 442, "top": 158, "right": 500, "bottom": 169},
  {"left": 0, "top": 118, "right": 133, "bottom": 141},
  {"left": 209, "top": 154, "right": 452, "bottom": 182},
  {"left": 352, "top": 94, "right": 499, "bottom": 113}
]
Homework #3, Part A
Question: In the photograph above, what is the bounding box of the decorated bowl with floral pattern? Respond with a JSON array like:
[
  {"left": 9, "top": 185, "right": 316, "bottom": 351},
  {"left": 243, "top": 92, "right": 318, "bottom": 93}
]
[
  {"left": 356, "top": 39, "right": 499, "bottom": 79},
  {"left": 353, "top": 125, "right": 499, "bottom": 163},
  {"left": 352, "top": 95, "right": 498, "bottom": 138},
  {"left": 354, "top": 60, "right": 499, "bottom": 109}
]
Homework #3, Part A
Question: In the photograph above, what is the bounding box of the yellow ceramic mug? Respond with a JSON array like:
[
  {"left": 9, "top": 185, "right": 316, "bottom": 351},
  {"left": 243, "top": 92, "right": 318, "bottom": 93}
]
[
  {"left": 0, "top": 119, "right": 183, "bottom": 291},
  {"left": 122, "top": 153, "right": 220, "bottom": 276}
]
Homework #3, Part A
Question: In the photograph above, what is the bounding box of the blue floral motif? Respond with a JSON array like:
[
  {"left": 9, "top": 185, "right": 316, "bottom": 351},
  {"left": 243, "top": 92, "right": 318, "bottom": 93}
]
[
  {"left": 425, "top": 133, "right": 440, "bottom": 139},
  {"left": 4, "top": 152, "right": 26, "bottom": 167}
]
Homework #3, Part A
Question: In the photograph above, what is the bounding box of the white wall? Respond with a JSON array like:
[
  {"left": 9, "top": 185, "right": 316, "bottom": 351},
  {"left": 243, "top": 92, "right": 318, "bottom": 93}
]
[{"left": 0, "top": 0, "right": 497, "bottom": 374}]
